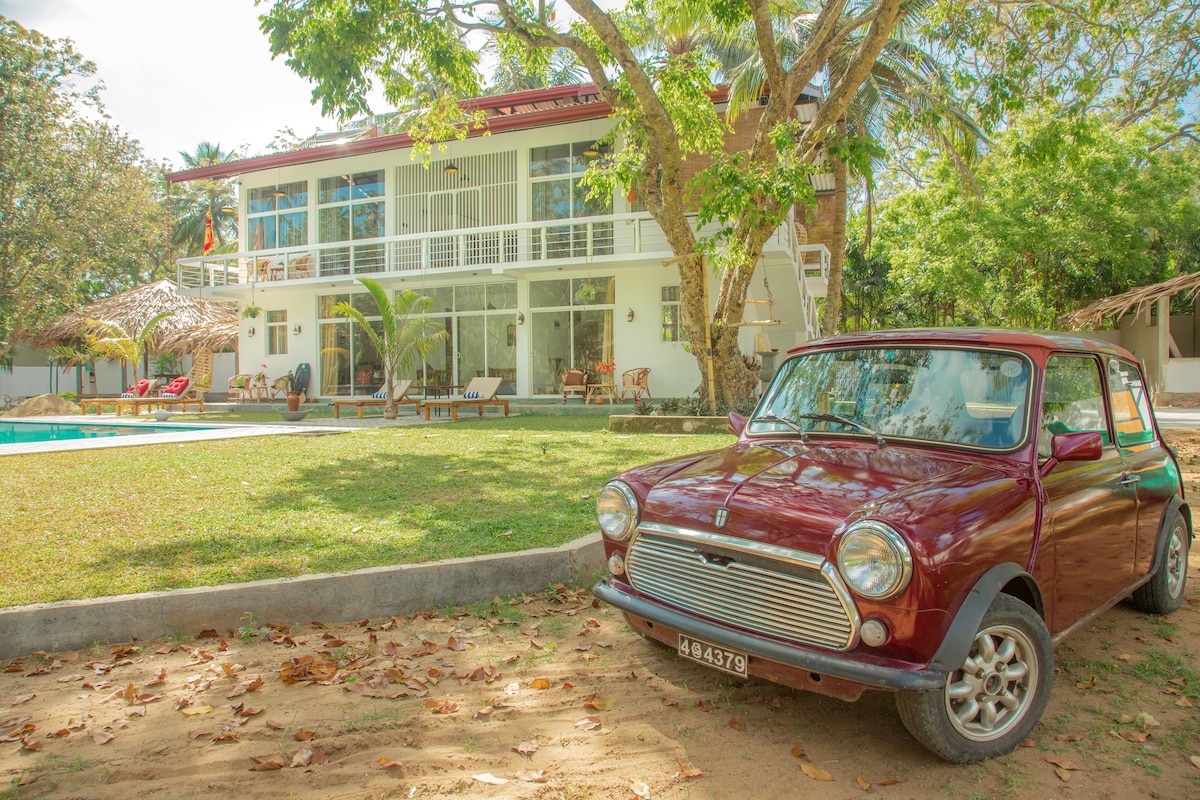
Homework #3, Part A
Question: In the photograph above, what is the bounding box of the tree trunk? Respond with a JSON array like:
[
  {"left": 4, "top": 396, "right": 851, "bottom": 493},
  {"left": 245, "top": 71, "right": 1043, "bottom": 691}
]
[{"left": 822, "top": 118, "right": 849, "bottom": 336}]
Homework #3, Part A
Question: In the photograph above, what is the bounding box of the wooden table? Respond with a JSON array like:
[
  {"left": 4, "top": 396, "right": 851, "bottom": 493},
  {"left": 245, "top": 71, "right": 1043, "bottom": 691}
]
[{"left": 586, "top": 382, "right": 617, "bottom": 404}]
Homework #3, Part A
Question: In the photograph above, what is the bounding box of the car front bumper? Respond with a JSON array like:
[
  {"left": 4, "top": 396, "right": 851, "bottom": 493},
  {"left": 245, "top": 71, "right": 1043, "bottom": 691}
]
[{"left": 593, "top": 580, "right": 946, "bottom": 693}]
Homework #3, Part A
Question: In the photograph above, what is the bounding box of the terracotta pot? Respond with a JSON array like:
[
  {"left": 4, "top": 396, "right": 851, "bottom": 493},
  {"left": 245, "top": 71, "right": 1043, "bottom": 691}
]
[{"left": 286, "top": 392, "right": 301, "bottom": 412}]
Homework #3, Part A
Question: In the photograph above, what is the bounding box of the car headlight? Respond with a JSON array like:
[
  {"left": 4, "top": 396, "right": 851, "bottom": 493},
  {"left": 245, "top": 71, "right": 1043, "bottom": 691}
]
[
  {"left": 597, "top": 481, "right": 638, "bottom": 540},
  {"left": 836, "top": 521, "right": 913, "bottom": 600}
]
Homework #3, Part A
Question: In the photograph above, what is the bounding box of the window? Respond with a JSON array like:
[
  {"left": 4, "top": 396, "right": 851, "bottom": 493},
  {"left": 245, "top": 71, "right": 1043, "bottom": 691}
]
[
  {"left": 266, "top": 310, "right": 288, "bottom": 355},
  {"left": 317, "top": 170, "right": 385, "bottom": 276},
  {"left": 530, "top": 142, "right": 612, "bottom": 258},
  {"left": 248, "top": 181, "right": 307, "bottom": 251},
  {"left": 530, "top": 277, "right": 615, "bottom": 394},
  {"left": 317, "top": 293, "right": 382, "bottom": 396},
  {"left": 661, "top": 286, "right": 687, "bottom": 343},
  {"left": 417, "top": 283, "right": 517, "bottom": 393},
  {"left": 1108, "top": 359, "right": 1155, "bottom": 447},
  {"left": 1041, "top": 355, "right": 1108, "bottom": 456}
]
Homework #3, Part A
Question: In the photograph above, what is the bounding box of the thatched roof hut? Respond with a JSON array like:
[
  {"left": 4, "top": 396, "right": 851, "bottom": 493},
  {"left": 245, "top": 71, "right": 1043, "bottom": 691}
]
[
  {"left": 1061, "top": 271, "right": 1200, "bottom": 329},
  {"left": 27, "top": 280, "right": 238, "bottom": 352}
]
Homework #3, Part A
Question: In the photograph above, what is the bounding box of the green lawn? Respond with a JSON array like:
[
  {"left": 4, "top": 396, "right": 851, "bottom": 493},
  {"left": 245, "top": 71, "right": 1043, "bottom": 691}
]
[{"left": 2, "top": 416, "right": 732, "bottom": 607}]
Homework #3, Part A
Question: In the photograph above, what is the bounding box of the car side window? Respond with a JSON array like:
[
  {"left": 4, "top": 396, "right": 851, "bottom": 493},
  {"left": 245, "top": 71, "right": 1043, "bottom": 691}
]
[
  {"left": 1108, "top": 359, "right": 1156, "bottom": 447},
  {"left": 1040, "top": 355, "right": 1108, "bottom": 457}
]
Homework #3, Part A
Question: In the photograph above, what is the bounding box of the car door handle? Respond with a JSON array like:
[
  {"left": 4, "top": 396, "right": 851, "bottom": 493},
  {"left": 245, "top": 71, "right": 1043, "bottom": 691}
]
[{"left": 1120, "top": 473, "right": 1140, "bottom": 486}]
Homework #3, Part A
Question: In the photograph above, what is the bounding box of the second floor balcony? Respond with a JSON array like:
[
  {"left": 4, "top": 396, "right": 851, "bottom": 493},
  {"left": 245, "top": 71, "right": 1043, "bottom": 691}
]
[{"left": 177, "top": 211, "right": 830, "bottom": 298}]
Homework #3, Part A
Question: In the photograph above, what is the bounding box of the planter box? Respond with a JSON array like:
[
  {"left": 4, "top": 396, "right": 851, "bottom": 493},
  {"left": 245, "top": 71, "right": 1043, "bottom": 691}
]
[{"left": 608, "top": 414, "right": 733, "bottom": 434}]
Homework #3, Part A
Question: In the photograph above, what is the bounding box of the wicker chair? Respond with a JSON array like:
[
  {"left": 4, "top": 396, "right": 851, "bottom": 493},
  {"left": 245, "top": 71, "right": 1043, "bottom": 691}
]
[
  {"left": 560, "top": 368, "right": 588, "bottom": 403},
  {"left": 620, "top": 367, "right": 652, "bottom": 402}
]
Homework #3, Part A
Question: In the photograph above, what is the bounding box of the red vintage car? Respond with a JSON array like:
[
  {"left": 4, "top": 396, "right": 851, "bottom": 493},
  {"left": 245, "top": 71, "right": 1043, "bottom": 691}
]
[{"left": 593, "top": 328, "right": 1191, "bottom": 762}]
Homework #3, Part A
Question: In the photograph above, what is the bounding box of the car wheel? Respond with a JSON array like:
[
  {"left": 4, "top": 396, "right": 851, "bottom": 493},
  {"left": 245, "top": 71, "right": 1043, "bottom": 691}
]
[
  {"left": 1131, "top": 511, "right": 1190, "bottom": 615},
  {"left": 895, "top": 594, "right": 1053, "bottom": 763}
]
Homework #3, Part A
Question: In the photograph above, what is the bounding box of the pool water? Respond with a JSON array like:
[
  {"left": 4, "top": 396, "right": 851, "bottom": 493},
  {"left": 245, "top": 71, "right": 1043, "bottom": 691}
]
[{"left": 0, "top": 420, "right": 215, "bottom": 445}]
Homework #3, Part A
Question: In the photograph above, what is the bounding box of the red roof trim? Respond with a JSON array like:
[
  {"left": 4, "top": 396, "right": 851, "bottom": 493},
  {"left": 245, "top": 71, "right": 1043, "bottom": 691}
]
[{"left": 168, "top": 85, "right": 610, "bottom": 184}]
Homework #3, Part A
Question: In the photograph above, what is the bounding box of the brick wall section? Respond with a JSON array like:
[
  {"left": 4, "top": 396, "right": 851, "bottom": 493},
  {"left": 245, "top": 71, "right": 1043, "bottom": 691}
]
[{"left": 673, "top": 105, "right": 835, "bottom": 250}]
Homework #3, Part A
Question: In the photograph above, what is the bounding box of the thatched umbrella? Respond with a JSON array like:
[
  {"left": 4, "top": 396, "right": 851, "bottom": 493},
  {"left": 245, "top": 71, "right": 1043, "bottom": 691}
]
[
  {"left": 157, "top": 312, "right": 239, "bottom": 354},
  {"left": 27, "top": 280, "right": 237, "bottom": 350},
  {"left": 1060, "top": 271, "right": 1200, "bottom": 330}
]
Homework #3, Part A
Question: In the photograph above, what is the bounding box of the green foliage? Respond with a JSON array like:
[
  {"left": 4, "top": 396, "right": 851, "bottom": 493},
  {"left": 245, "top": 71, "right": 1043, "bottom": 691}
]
[
  {"left": 84, "top": 311, "right": 175, "bottom": 383},
  {"left": 0, "top": 18, "right": 166, "bottom": 357},
  {"left": 866, "top": 110, "right": 1200, "bottom": 328}
]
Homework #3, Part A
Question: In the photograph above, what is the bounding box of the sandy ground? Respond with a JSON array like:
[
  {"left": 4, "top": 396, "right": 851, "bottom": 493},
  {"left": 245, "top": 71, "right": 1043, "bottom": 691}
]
[{"left": 3, "top": 436, "right": 1200, "bottom": 799}]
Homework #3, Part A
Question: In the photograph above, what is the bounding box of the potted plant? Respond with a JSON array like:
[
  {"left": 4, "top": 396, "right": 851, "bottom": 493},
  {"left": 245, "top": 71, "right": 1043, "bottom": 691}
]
[
  {"left": 285, "top": 370, "right": 301, "bottom": 412},
  {"left": 242, "top": 304, "right": 262, "bottom": 320}
]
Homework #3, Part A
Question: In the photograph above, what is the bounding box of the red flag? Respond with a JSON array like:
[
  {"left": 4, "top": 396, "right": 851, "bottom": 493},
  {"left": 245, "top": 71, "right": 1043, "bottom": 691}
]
[{"left": 203, "top": 208, "right": 216, "bottom": 254}]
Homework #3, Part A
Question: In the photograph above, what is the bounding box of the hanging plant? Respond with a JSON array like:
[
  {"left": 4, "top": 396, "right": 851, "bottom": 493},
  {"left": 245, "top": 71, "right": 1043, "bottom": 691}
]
[
  {"left": 574, "top": 282, "right": 597, "bottom": 304},
  {"left": 242, "top": 305, "right": 262, "bottom": 319}
]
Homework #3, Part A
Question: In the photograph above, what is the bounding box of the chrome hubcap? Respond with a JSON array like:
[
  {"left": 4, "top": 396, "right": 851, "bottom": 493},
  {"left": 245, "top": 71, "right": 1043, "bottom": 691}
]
[
  {"left": 1165, "top": 526, "right": 1187, "bottom": 599},
  {"left": 945, "top": 624, "right": 1037, "bottom": 742}
]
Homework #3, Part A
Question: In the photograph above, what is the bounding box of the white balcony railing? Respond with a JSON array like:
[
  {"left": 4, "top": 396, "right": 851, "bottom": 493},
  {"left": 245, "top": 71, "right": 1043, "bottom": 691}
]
[{"left": 175, "top": 212, "right": 801, "bottom": 291}]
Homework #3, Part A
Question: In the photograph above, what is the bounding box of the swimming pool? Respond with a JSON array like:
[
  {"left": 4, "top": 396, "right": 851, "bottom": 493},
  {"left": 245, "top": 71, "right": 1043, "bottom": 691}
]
[
  {"left": 0, "top": 417, "right": 311, "bottom": 456},
  {"left": 0, "top": 420, "right": 219, "bottom": 445}
]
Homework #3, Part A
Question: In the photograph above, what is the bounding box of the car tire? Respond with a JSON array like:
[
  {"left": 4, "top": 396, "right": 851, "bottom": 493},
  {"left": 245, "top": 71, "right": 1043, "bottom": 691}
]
[
  {"left": 895, "top": 594, "right": 1053, "bottom": 763},
  {"left": 1131, "top": 511, "right": 1190, "bottom": 615}
]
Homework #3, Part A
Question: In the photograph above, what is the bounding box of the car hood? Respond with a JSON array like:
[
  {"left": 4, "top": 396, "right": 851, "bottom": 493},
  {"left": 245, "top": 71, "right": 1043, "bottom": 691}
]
[{"left": 638, "top": 440, "right": 1017, "bottom": 555}]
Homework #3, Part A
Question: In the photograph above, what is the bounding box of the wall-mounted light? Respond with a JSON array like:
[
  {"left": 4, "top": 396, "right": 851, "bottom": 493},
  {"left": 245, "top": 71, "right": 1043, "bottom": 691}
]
[
  {"left": 627, "top": 308, "right": 635, "bottom": 322},
  {"left": 517, "top": 312, "right": 525, "bottom": 325},
  {"left": 247, "top": 326, "right": 256, "bottom": 337},
  {"left": 582, "top": 143, "right": 600, "bottom": 157},
  {"left": 292, "top": 324, "right": 302, "bottom": 335},
  {"left": 273, "top": 187, "right": 286, "bottom": 198}
]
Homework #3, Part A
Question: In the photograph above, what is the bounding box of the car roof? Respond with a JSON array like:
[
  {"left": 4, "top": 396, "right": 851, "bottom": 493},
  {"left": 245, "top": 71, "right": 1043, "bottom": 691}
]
[{"left": 788, "top": 327, "right": 1138, "bottom": 362}]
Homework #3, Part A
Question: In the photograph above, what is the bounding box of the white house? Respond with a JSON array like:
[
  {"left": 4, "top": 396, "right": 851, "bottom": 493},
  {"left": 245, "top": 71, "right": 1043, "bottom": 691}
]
[{"left": 167, "top": 85, "right": 833, "bottom": 402}]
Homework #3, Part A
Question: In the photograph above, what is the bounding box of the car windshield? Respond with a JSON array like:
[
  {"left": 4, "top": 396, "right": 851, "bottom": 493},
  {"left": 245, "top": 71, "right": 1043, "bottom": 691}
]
[{"left": 751, "top": 346, "right": 1032, "bottom": 449}]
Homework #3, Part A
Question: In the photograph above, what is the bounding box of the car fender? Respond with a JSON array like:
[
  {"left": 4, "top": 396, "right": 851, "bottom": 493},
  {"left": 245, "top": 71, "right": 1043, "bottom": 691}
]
[
  {"left": 927, "top": 563, "right": 1043, "bottom": 675},
  {"left": 1149, "top": 496, "right": 1192, "bottom": 574}
]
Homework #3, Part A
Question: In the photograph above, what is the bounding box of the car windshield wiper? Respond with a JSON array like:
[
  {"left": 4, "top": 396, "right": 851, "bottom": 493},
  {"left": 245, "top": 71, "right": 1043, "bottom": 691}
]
[
  {"left": 794, "top": 413, "right": 887, "bottom": 446},
  {"left": 753, "top": 411, "right": 809, "bottom": 441}
]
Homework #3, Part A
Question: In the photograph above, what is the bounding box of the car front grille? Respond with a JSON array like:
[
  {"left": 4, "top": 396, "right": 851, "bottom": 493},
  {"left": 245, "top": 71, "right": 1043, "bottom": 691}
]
[{"left": 625, "top": 525, "right": 858, "bottom": 651}]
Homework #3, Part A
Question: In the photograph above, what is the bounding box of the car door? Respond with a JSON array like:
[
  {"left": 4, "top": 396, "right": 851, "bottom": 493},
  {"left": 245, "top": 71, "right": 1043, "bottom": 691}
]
[
  {"left": 1106, "top": 357, "right": 1179, "bottom": 578},
  {"left": 1039, "top": 353, "right": 1139, "bottom": 634}
]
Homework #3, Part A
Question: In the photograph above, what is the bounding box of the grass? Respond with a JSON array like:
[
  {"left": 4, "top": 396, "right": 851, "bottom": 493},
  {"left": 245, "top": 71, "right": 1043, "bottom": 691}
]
[{"left": 1, "top": 415, "right": 731, "bottom": 607}]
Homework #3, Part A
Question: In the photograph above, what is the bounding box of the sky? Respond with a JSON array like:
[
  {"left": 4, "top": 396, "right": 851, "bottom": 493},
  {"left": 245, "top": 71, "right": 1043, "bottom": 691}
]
[{"left": 1, "top": 0, "right": 347, "bottom": 168}]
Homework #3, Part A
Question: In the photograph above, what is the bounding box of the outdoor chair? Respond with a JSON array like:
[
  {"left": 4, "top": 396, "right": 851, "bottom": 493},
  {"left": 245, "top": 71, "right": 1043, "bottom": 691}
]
[
  {"left": 332, "top": 379, "right": 420, "bottom": 418},
  {"left": 620, "top": 367, "right": 652, "bottom": 403},
  {"left": 561, "top": 367, "right": 588, "bottom": 403},
  {"left": 79, "top": 379, "right": 151, "bottom": 415},
  {"left": 227, "top": 374, "right": 254, "bottom": 402},
  {"left": 421, "top": 376, "right": 509, "bottom": 422}
]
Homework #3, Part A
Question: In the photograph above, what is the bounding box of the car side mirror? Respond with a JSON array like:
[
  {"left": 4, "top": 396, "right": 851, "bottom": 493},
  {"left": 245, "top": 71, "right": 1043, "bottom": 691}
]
[
  {"left": 728, "top": 412, "right": 747, "bottom": 436},
  {"left": 1039, "top": 430, "right": 1103, "bottom": 476}
]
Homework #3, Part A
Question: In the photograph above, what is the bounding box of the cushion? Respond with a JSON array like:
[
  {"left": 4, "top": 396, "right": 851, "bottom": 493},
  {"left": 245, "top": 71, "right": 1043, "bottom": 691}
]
[
  {"left": 163, "top": 377, "right": 190, "bottom": 396},
  {"left": 121, "top": 391, "right": 135, "bottom": 398},
  {"left": 161, "top": 392, "right": 178, "bottom": 398},
  {"left": 371, "top": 390, "right": 389, "bottom": 399},
  {"left": 464, "top": 390, "right": 481, "bottom": 399},
  {"left": 135, "top": 379, "right": 151, "bottom": 396}
]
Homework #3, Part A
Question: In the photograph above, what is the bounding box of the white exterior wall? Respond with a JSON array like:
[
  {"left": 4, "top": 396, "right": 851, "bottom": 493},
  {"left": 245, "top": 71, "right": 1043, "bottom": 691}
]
[
  {"left": 195, "top": 116, "right": 816, "bottom": 400},
  {"left": 0, "top": 351, "right": 237, "bottom": 401}
]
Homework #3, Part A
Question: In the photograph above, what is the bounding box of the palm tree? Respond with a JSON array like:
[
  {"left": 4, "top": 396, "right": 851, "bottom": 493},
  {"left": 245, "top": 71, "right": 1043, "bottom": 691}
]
[
  {"left": 172, "top": 142, "right": 239, "bottom": 257},
  {"left": 48, "top": 342, "right": 100, "bottom": 397},
  {"left": 332, "top": 279, "right": 448, "bottom": 419},
  {"left": 84, "top": 312, "right": 174, "bottom": 388}
]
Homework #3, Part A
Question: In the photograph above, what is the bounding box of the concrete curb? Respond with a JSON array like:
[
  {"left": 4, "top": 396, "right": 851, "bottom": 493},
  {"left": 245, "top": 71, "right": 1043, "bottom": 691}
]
[{"left": 0, "top": 534, "right": 605, "bottom": 660}]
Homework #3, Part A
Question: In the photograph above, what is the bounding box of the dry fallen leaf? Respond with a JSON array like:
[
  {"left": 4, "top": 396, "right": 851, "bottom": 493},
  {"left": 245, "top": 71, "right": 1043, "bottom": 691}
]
[
  {"left": 1044, "top": 756, "right": 1080, "bottom": 771},
  {"left": 856, "top": 775, "right": 871, "bottom": 790},
  {"left": 800, "top": 762, "right": 834, "bottom": 781},
  {"left": 1055, "top": 767, "right": 1072, "bottom": 782},
  {"left": 515, "top": 769, "right": 548, "bottom": 782},
  {"left": 575, "top": 716, "right": 602, "bottom": 731},
  {"left": 677, "top": 758, "right": 703, "bottom": 778},
  {"left": 513, "top": 740, "right": 538, "bottom": 756},
  {"left": 631, "top": 779, "right": 651, "bottom": 798},
  {"left": 90, "top": 729, "right": 115, "bottom": 745},
  {"left": 473, "top": 773, "right": 509, "bottom": 785},
  {"left": 727, "top": 716, "right": 746, "bottom": 732},
  {"left": 376, "top": 757, "right": 403, "bottom": 769},
  {"left": 530, "top": 678, "right": 552, "bottom": 690},
  {"left": 1189, "top": 755, "right": 1200, "bottom": 769},
  {"left": 180, "top": 705, "right": 213, "bottom": 716},
  {"left": 249, "top": 753, "right": 287, "bottom": 771}
]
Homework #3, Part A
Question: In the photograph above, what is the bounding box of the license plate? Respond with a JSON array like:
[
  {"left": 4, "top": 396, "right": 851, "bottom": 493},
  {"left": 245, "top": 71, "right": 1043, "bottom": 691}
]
[{"left": 677, "top": 634, "right": 748, "bottom": 678}]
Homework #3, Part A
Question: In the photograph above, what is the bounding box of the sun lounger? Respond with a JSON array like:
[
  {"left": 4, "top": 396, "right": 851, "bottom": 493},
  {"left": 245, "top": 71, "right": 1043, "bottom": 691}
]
[
  {"left": 421, "top": 377, "right": 509, "bottom": 422},
  {"left": 331, "top": 379, "right": 420, "bottom": 418},
  {"left": 114, "top": 376, "right": 205, "bottom": 416},
  {"left": 79, "top": 379, "right": 152, "bottom": 415}
]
